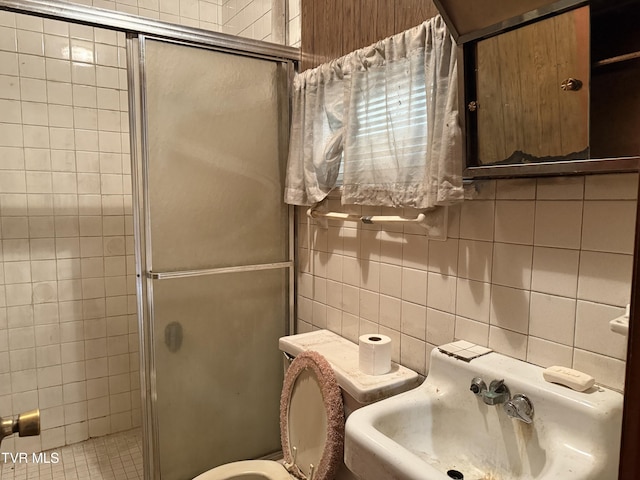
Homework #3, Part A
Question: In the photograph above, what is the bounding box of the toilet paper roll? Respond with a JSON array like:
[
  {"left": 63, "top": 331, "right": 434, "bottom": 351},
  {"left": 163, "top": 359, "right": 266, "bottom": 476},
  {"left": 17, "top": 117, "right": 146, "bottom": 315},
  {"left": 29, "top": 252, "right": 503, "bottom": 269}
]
[{"left": 359, "top": 334, "right": 392, "bottom": 375}]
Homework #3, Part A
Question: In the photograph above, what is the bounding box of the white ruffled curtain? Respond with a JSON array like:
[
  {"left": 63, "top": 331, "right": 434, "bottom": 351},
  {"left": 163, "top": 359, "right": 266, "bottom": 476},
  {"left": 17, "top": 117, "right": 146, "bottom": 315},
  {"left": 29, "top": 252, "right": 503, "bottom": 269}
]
[{"left": 284, "top": 15, "right": 463, "bottom": 212}]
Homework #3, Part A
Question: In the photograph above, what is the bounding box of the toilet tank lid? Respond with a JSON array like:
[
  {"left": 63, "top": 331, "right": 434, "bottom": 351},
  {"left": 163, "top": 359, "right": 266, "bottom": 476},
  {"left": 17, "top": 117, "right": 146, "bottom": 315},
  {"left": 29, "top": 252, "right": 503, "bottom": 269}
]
[{"left": 279, "top": 330, "right": 420, "bottom": 404}]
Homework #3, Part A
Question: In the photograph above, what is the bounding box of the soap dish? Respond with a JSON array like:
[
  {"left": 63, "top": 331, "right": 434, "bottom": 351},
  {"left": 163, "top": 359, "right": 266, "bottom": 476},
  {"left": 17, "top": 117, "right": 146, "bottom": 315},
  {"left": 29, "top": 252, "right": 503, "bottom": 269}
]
[{"left": 609, "top": 304, "right": 630, "bottom": 336}]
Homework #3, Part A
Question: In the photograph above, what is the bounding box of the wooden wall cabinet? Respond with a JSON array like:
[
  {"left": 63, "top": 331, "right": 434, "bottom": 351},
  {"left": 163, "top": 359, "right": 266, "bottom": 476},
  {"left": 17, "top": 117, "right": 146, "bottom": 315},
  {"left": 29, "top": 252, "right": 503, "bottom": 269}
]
[
  {"left": 439, "top": 0, "right": 640, "bottom": 178},
  {"left": 473, "top": 7, "right": 589, "bottom": 167}
]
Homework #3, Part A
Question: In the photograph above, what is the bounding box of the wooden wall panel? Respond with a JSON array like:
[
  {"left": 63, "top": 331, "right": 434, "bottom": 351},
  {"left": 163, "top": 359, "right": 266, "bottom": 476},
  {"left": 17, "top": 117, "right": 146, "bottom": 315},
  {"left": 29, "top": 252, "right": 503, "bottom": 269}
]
[
  {"left": 301, "top": 0, "right": 439, "bottom": 71},
  {"left": 395, "top": 0, "right": 439, "bottom": 34},
  {"left": 300, "top": 0, "right": 315, "bottom": 70},
  {"left": 375, "top": 0, "right": 397, "bottom": 42},
  {"left": 317, "top": 0, "right": 344, "bottom": 66}
]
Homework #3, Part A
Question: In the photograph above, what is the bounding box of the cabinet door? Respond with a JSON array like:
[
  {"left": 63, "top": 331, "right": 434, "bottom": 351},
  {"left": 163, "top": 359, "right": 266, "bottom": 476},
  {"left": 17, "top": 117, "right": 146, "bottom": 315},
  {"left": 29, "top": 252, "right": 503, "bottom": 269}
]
[{"left": 474, "top": 6, "right": 590, "bottom": 165}]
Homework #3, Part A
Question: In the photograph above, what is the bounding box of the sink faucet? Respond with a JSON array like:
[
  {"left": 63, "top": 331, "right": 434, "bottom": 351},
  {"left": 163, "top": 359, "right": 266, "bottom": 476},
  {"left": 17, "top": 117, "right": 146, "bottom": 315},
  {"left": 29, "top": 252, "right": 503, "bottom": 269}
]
[
  {"left": 470, "top": 378, "right": 511, "bottom": 405},
  {"left": 470, "top": 377, "right": 535, "bottom": 423},
  {"left": 504, "top": 394, "right": 534, "bottom": 424}
]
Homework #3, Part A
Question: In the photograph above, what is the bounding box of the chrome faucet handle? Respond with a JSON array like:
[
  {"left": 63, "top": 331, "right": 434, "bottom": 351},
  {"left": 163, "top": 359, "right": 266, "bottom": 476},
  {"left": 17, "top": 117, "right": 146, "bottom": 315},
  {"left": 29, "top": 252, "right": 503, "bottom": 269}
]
[
  {"left": 469, "top": 377, "right": 487, "bottom": 395},
  {"left": 504, "top": 394, "right": 534, "bottom": 424}
]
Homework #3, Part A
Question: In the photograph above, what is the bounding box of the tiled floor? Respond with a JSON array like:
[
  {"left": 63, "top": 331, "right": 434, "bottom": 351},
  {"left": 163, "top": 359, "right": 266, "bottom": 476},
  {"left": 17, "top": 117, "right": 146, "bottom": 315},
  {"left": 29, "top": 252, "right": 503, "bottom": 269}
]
[{"left": 0, "top": 429, "right": 143, "bottom": 480}]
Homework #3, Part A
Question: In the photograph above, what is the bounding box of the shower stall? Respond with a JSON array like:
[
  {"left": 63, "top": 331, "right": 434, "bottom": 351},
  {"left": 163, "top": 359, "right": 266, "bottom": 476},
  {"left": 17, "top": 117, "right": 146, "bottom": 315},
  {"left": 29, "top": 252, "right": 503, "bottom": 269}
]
[{"left": 0, "top": 1, "right": 297, "bottom": 478}]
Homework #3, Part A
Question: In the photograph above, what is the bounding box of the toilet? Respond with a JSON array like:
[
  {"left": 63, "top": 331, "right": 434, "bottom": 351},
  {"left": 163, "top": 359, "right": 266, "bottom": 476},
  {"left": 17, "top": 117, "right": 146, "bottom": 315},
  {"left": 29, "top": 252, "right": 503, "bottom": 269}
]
[{"left": 194, "top": 329, "right": 420, "bottom": 480}]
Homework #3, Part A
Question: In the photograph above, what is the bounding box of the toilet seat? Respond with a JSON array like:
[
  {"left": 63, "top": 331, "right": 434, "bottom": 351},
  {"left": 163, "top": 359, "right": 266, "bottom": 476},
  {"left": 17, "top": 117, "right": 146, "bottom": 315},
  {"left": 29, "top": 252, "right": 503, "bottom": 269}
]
[
  {"left": 194, "top": 350, "right": 344, "bottom": 480},
  {"left": 193, "top": 460, "right": 292, "bottom": 479},
  {"left": 280, "top": 350, "right": 344, "bottom": 480}
]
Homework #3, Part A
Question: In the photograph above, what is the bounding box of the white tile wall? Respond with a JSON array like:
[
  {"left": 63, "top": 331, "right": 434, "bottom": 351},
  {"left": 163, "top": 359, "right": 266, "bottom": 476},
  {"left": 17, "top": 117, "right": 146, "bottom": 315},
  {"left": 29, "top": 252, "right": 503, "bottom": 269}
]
[
  {"left": 287, "top": 0, "right": 300, "bottom": 47},
  {"left": 2, "top": 0, "right": 300, "bottom": 47},
  {"left": 0, "top": 14, "right": 139, "bottom": 452},
  {"left": 220, "top": 0, "right": 274, "bottom": 41},
  {"left": 297, "top": 174, "right": 638, "bottom": 392}
]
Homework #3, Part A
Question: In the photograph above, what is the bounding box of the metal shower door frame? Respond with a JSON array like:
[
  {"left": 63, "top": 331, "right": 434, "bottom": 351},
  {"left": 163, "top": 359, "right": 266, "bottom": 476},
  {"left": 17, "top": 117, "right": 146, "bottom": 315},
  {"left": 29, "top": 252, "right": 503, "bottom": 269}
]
[{"left": 128, "top": 34, "right": 296, "bottom": 480}]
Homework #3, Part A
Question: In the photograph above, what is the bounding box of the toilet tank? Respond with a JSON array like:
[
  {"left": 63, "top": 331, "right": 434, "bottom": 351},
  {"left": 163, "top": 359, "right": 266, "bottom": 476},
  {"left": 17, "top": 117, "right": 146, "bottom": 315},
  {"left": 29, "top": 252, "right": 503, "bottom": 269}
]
[{"left": 279, "top": 330, "right": 420, "bottom": 416}]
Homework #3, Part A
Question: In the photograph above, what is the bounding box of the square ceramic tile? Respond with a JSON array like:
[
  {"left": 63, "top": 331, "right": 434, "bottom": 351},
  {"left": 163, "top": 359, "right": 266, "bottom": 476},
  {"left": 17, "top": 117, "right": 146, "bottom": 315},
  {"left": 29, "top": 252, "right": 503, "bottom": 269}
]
[
  {"left": 426, "top": 308, "right": 455, "bottom": 346},
  {"left": 584, "top": 173, "right": 638, "bottom": 200},
  {"left": 22, "top": 102, "right": 50, "bottom": 127},
  {"left": 400, "top": 334, "right": 426, "bottom": 375},
  {"left": 438, "top": 341, "right": 462, "bottom": 353},
  {"left": 341, "top": 284, "right": 359, "bottom": 316},
  {"left": 47, "top": 81, "right": 73, "bottom": 106},
  {"left": 494, "top": 200, "right": 535, "bottom": 245},
  {"left": 402, "top": 233, "right": 428, "bottom": 270},
  {"left": 0, "top": 25, "right": 17, "bottom": 51},
  {"left": 0, "top": 99, "right": 21, "bottom": 123},
  {"left": 312, "top": 301, "right": 327, "bottom": 328},
  {"left": 297, "top": 296, "right": 311, "bottom": 322},
  {"left": 492, "top": 242, "right": 533, "bottom": 290},
  {"left": 401, "top": 301, "right": 426, "bottom": 340},
  {"left": 16, "top": 29, "right": 44, "bottom": 56},
  {"left": 341, "top": 312, "right": 359, "bottom": 343},
  {"left": 455, "top": 278, "right": 490, "bottom": 323},
  {"left": 457, "top": 239, "right": 493, "bottom": 282},
  {"left": 577, "top": 251, "right": 632, "bottom": 307},
  {"left": 325, "top": 280, "right": 341, "bottom": 310},
  {"left": 574, "top": 300, "right": 627, "bottom": 360},
  {"left": 459, "top": 200, "right": 494, "bottom": 241},
  {"left": 536, "top": 176, "right": 584, "bottom": 200},
  {"left": 496, "top": 179, "right": 536, "bottom": 199},
  {"left": 534, "top": 201, "right": 583, "bottom": 249},
  {"left": 581, "top": 200, "right": 636, "bottom": 254},
  {"left": 488, "top": 326, "right": 527, "bottom": 360},
  {"left": 426, "top": 272, "right": 456, "bottom": 313},
  {"left": 454, "top": 316, "right": 489, "bottom": 346},
  {"left": 401, "top": 268, "right": 427, "bottom": 305},
  {"left": 447, "top": 204, "right": 461, "bottom": 238},
  {"left": 489, "top": 285, "right": 530, "bottom": 334},
  {"left": 0, "top": 122, "right": 24, "bottom": 148},
  {"left": 0, "top": 75, "right": 20, "bottom": 101},
  {"left": 46, "top": 57, "right": 72, "bottom": 83},
  {"left": 342, "top": 255, "right": 360, "bottom": 287},
  {"left": 359, "top": 289, "right": 379, "bottom": 322},
  {"left": 530, "top": 246, "right": 579, "bottom": 298},
  {"left": 0, "top": 51, "right": 18, "bottom": 76},
  {"left": 360, "top": 259, "right": 380, "bottom": 292},
  {"left": 468, "top": 345, "right": 492, "bottom": 355},
  {"left": 427, "top": 238, "right": 458, "bottom": 276},
  {"left": 379, "top": 294, "right": 401, "bottom": 330},
  {"left": 573, "top": 348, "right": 625, "bottom": 392},
  {"left": 526, "top": 337, "right": 573, "bottom": 368},
  {"left": 528, "top": 292, "right": 576, "bottom": 346},
  {"left": 379, "top": 231, "right": 403, "bottom": 264}
]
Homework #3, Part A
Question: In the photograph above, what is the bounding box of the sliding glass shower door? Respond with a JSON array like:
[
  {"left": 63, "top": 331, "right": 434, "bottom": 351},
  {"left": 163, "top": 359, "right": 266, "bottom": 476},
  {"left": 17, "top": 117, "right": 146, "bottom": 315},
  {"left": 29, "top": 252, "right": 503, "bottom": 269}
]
[{"left": 130, "top": 37, "right": 292, "bottom": 480}]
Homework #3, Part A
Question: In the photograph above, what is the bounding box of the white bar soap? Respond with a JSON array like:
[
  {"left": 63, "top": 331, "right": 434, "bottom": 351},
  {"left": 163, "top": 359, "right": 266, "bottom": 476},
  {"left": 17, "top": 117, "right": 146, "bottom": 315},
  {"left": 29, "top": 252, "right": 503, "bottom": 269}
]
[{"left": 543, "top": 366, "right": 595, "bottom": 392}]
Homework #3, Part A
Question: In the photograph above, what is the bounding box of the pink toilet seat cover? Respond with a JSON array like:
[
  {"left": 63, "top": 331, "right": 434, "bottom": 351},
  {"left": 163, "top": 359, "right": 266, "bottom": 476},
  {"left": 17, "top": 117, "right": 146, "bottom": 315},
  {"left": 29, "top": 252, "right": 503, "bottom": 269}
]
[{"left": 279, "top": 350, "right": 344, "bottom": 480}]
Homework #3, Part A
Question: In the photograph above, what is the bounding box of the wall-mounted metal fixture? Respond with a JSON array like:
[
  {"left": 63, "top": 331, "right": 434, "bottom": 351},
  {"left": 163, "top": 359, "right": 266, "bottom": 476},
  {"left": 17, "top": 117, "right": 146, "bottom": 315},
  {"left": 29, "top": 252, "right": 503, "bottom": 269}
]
[{"left": 0, "top": 409, "right": 40, "bottom": 445}]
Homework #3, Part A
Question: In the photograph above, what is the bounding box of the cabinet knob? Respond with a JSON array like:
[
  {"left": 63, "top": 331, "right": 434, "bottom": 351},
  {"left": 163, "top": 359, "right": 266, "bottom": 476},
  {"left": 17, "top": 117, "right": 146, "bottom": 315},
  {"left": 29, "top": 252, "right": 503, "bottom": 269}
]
[{"left": 561, "top": 78, "right": 583, "bottom": 91}]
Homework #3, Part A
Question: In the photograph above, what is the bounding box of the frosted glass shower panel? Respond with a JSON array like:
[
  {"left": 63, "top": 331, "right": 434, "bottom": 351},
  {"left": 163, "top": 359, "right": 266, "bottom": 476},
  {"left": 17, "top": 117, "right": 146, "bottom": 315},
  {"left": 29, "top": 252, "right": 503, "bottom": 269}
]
[
  {"left": 153, "top": 270, "right": 287, "bottom": 480},
  {"left": 145, "top": 39, "right": 289, "bottom": 272}
]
